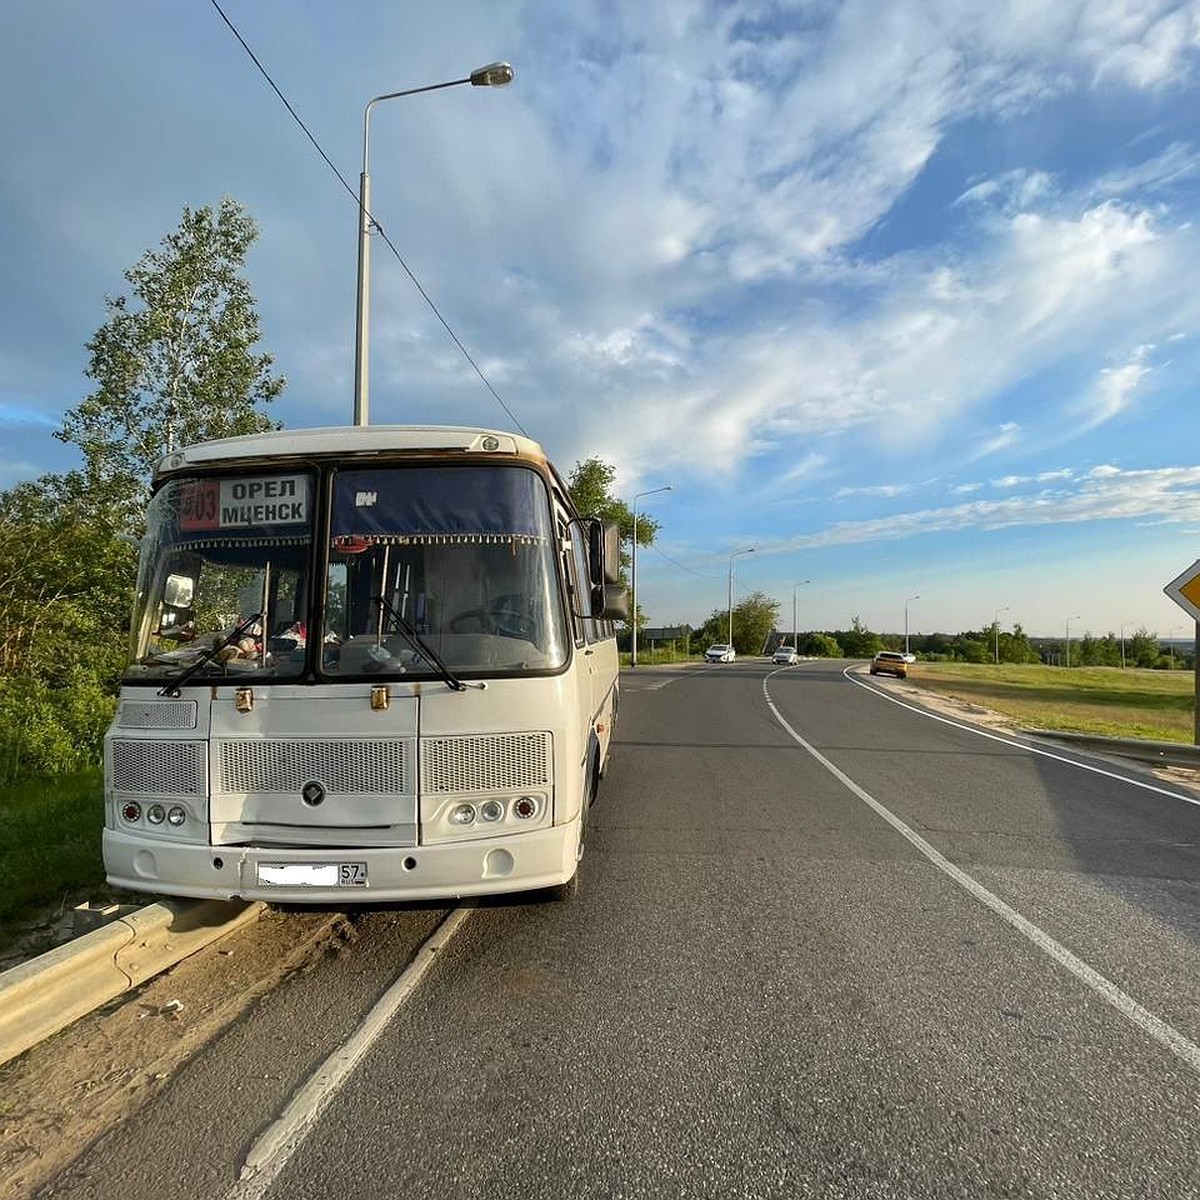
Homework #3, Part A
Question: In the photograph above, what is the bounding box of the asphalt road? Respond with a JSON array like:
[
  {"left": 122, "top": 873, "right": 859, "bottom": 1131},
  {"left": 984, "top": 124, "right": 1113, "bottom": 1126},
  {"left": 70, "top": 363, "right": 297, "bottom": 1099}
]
[{"left": 37, "top": 660, "right": 1200, "bottom": 1199}]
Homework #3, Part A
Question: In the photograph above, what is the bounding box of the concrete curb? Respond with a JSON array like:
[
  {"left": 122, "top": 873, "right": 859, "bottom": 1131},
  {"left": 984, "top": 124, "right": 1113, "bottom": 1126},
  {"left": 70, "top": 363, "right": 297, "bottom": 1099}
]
[
  {"left": 1018, "top": 728, "right": 1200, "bottom": 768},
  {"left": 0, "top": 898, "right": 264, "bottom": 1067}
]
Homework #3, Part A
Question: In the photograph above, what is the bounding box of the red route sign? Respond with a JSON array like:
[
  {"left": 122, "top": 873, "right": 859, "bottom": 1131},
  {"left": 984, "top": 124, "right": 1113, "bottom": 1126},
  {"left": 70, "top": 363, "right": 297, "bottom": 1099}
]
[{"left": 1163, "top": 559, "right": 1200, "bottom": 624}]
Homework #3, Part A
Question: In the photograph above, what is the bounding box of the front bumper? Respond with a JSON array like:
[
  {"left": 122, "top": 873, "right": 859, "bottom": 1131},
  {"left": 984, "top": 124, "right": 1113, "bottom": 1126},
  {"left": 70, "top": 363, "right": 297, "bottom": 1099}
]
[{"left": 103, "top": 820, "right": 580, "bottom": 904}]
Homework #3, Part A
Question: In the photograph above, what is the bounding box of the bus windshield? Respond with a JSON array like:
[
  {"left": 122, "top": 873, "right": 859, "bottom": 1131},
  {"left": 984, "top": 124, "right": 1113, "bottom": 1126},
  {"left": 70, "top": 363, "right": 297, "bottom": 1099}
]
[
  {"left": 122, "top": 462, "right": 570, "bottom": 684},
  {"left": 322, "top": 465, "right": 569, "bottom": 676},
  {"left": 126, "top": 470, "right": 314, "bottom": 683}
]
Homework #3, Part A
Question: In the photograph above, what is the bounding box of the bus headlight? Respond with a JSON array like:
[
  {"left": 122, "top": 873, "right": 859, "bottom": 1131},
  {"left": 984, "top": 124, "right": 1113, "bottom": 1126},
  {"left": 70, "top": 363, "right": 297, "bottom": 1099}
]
[
  {"left": 147, "top": 804, "right": 166, "bottom": 825},
  {"left": 167, "top": 806, "right": 187, "bottom": 827},
  {"left": 479, "top": 799, "right": 504, "bottom": 822},
  {"left": 449, "top": 804, "right": 476, "bottom": 826}
]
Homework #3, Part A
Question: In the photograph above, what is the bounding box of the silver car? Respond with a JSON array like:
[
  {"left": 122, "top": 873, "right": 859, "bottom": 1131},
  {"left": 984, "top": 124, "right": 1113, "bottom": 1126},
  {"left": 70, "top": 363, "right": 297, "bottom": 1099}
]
[{"left": 772, "top": 645, "right": 799, "bottom": 664}]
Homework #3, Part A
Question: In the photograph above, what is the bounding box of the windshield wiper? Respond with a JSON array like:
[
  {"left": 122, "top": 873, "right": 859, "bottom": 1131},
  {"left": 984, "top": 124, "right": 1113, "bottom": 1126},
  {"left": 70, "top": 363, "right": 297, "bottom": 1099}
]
[
  {"left": 157, "top": 611, "right": 264, "bottom": 698},
  {"left": 373, "top": 597, "right": 466, "bottom": 692}
]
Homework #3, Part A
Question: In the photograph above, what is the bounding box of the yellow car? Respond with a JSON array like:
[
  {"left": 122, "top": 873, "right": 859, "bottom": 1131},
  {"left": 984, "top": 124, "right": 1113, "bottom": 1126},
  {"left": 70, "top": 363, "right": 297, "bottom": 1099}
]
[{"left": 869, "top": 651, "right": 908, "bottom": 678}]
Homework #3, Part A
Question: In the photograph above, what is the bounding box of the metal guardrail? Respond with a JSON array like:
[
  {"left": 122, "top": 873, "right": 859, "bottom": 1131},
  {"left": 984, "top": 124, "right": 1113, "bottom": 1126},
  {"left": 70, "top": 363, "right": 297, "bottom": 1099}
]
[
  {"left": 1019, "top": 728, "right": 1200, "bottom": 768},
  {"left": 0, "top": 899, "right": 263, "bottom": 1066}
]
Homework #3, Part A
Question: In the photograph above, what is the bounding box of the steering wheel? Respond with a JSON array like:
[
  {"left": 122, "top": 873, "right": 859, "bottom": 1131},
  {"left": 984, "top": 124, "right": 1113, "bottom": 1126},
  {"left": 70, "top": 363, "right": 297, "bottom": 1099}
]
[{"left": 450, "top": 600, "right": 536, "bottom": 639}]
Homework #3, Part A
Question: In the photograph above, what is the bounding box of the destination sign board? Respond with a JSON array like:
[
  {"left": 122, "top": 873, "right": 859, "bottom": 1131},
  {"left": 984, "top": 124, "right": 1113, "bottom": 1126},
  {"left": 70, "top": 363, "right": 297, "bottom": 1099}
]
[{"left": 179, "top": 474, "right": 309, "bottom": 531}]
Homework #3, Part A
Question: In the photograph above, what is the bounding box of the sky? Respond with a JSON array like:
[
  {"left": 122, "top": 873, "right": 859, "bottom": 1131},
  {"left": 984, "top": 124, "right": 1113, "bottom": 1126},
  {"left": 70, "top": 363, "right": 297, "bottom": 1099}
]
[{"left": 3, "top": 1, "right": 1200, "bottom": 641}]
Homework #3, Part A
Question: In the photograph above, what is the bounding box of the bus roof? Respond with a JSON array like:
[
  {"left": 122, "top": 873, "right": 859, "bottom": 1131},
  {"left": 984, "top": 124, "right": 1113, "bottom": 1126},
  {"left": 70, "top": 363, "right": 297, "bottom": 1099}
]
[{"left": 154, "top": 426, "right": 549, "bottom": 479}]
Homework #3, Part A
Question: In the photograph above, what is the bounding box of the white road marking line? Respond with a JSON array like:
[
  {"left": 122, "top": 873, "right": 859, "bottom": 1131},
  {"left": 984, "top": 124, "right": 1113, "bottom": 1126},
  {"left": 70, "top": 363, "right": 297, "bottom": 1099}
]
[
  {"left": 228, "top": 906, "right": 474, "bottom": 1200},
  {"left": 762, "top": 678, "right": 1200, "bottom": 1076},
  {"left": 844, "top": 666, "right": 1200, "bottom": 809}
]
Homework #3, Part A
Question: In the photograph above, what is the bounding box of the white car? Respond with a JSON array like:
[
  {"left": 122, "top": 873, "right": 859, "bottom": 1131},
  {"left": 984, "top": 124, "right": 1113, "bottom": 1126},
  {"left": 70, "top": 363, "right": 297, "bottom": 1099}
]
[
  {"left": 772, "top": 645, "right": 799, "bottom": 664},
  {"left": 705, "top": 644, "right": 736, "bottom": 663}
]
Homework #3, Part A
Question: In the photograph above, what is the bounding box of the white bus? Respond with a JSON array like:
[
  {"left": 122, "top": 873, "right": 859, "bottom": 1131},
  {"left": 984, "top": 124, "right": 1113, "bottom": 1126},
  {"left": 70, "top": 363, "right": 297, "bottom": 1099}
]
[{"left": 103, "top": 426, "right": 626, "bottom": 903}]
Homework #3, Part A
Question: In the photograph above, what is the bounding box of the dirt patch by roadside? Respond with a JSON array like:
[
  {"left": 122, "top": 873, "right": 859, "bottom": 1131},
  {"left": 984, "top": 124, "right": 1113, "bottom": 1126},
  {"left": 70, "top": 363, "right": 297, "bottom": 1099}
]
[{"left": 0, "top": 906, "right": 348, "bottom": 1200}]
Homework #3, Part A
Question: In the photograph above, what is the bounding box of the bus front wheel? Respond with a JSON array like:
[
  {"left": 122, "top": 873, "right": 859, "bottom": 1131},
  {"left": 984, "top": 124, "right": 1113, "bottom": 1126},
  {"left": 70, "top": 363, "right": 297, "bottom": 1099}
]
[{"left": 542, "top": 753, "right": 595, "bottom": 902}]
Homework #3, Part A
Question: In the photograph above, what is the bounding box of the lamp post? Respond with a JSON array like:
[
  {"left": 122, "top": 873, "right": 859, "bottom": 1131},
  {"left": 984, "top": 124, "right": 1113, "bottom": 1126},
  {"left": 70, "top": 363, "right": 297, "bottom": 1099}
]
[
  {"left": 1065, "top": 615, "right": 1081, "bottom": 668},
  {"left": 728, "top": 547, "right": 756, "bottom": 648},
  {"left": 994, "top": 606, "right": 1009, "bottom": 665},
  {"left": 353, "top": 62, "right": 514, "bottom": 426},
  {"left": 629, "top": 485, "right": 672, "bottom": 668},
  {"left": 1169, "top": 625, "right": 1184, "bottom": 669},
  {"left": 904, "top": 594, "right": 919, "bottom": 657},
  {"left": 792, "top": 580, "right": 811, "bottom": 649},
  {"left": 1119, "top": 621, "right": 1131, "bottom": 670}
]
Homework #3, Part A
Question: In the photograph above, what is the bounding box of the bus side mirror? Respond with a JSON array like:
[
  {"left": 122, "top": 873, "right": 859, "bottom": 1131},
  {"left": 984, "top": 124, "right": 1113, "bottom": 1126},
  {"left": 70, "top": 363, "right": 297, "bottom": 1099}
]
[
  {"left": 592, "top": 583, "right": 629, "bottom": 621},
  {"left": 588, "top": 520, "right": 622, "bottom": 586}
]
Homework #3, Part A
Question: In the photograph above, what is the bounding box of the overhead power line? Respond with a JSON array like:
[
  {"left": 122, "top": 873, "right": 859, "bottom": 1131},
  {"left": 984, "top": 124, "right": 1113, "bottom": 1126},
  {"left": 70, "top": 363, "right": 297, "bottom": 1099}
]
[
  {"left": 650, "top": 543, "right": 722, "bottom": 579},
  {"left": 209, "top": 0, "right": 528, "bottom": 434}
]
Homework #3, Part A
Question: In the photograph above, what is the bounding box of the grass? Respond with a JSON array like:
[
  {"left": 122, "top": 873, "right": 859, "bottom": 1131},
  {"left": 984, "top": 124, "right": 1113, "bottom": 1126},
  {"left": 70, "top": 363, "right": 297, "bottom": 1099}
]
[
  {"left": 0, "top": 769, "right": 106, "bottom": 930},
  {"left": 908, "top": 663, "right": 1196, "bottom": 743},
  {"left": 619, "top": 647, "right": 701, "bottom": 667}
]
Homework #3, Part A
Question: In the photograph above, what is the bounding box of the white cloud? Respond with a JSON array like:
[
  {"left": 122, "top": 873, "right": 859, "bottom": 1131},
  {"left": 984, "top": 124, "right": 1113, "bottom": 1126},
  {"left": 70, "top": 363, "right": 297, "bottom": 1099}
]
[
  {"left": 835, "top": 483, "right": 915, "bottom": 499},
  {"left": 968, "top": 422, "right": 1024, "bottom": 461},
  {"left": 955, "top": 169, "right": 1056, "bottom": 211},
  {"left": 1086, "top": 2, "right": 1200, "bottom": 89},
  {"left": 766, "top": 464, "right": 1200, "bottom": 552},
  {"left": 1078, "top": 344, "right": 1156, "bottom": 428},
  {"left": 1092, "top": 141, "right": 1200, "bottom": 200}
]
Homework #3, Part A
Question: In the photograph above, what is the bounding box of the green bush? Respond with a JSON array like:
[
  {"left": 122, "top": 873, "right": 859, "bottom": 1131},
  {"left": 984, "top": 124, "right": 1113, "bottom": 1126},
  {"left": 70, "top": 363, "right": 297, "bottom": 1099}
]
[{"left": 0, "top": 674, "right": 115, "bottom": 785}]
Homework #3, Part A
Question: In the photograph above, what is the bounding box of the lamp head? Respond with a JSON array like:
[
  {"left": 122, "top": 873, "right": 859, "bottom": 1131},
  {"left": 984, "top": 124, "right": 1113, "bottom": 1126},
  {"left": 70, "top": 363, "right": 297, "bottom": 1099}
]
[{"left": 471, "top": 61, "right": 515, "bottom": 87}]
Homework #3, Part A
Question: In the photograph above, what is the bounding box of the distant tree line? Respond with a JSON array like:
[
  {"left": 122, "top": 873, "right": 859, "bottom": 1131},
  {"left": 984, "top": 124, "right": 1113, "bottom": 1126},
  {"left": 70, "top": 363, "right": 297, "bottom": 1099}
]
[
  {"left": 662, "top": 612, "right": 1193, "bottom": 671},
  {"left": 767, "top": 620, "right": 1192, "bottom": 670}
]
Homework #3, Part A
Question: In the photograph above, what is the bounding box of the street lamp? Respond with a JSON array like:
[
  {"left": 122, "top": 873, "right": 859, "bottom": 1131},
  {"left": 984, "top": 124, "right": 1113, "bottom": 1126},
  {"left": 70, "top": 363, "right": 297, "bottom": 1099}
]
[
  {"left": 1169, "top": 625, "right": 1184, "bottom": 669},
  {"left": 630, "top": 485, "right": 672, "bottom": 668},
  {"left": 904, "top": 594, "right": 919, "bottom": 657},
  {"left": 1119, "top": 621, "right": 1132, "bottom": 670},
  {"left": 353, "top": 61, "right": 514, "bottom": 426},
  {"left": 1065, "top": 615, "right": 1081, "bottom": 668},
  {"left": 994, "top": 606, "right": 1009, "bottom": 665},
  {"left": 728, "top": 547, "right": 756, "bottom": 648},
  {"left": 792, "top": 581, "right": 811, "bottom": 649}
]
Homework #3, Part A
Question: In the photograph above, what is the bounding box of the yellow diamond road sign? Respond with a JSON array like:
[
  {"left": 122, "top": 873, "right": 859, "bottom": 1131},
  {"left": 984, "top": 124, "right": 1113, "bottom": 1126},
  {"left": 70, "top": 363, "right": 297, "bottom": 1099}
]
[{"left": 1164, "top": 559, "right": 1200, "bottom": 624}]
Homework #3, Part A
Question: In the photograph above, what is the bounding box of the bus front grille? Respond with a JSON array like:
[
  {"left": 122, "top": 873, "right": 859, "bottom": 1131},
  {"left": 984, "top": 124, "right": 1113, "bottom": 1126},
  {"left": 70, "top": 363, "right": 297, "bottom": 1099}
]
[
  {"left": 110, "top": 740, "right": 206, "bottom": 795},
  {"left": 216, "top": 739, "right": 411, "bottom": 796},
  {"left": 116, "top": 700, "right": 198, "bottom": 730},
  {"left": 421, "top": 732, "right": 551, "bottom": 794}
]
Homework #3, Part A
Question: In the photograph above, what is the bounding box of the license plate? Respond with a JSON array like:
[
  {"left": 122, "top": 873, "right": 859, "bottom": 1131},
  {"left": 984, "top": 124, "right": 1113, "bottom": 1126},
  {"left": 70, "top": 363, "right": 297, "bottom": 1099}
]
[{"left": 256, "top": 862, "right": 368, "bottom": 888}]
